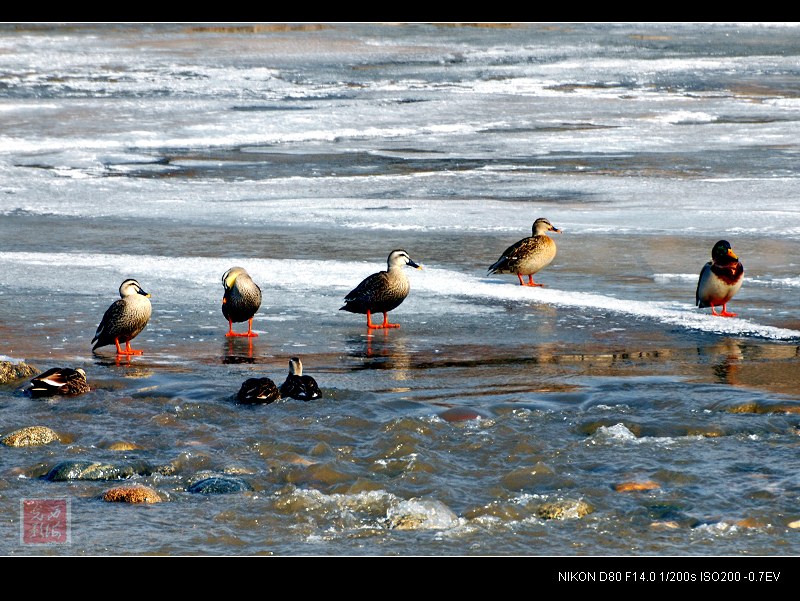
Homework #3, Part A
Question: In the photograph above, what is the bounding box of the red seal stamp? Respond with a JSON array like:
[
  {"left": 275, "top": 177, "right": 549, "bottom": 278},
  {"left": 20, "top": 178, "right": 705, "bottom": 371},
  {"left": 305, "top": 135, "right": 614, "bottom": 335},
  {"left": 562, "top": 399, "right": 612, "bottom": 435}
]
[{"left": 20, "top": 498, "right": 71, "bottom": 545}]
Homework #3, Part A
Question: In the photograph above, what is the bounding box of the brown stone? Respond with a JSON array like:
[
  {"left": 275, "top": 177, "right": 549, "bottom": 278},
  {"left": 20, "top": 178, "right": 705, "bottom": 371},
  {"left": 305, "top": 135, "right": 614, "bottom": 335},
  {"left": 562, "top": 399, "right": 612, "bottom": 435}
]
[
  {"left": 500, "top": 462, "right": 556, "bottom": 490},
  {"left": 439, "top": 407, "right": 486, "bottom": 422},
  {"left": 0, "top": 361, "right": 38, "bottom": 384},
  {"left": 734, "top": 517, "right": 767, "bottom": 529},
  {"left": 537, "top": 499, "right": 593, "bottom": 520},
  {"left": 464, "top": 503, "right": 526, "bottom": 521},
  {"left": 1, "top": 425, "right": 60, "bottom": 447},
  {"left": 105, "top": 441, "right": 142, "bottom": 451},
  {"left": 102, "top": 485, "right": 162, "bottom": 504},
  {"left": 650, "top": 521, "right": 681, "bottom": 530},
  {"left": 614, "top": 480, "right": 660, "bottom": 492}
]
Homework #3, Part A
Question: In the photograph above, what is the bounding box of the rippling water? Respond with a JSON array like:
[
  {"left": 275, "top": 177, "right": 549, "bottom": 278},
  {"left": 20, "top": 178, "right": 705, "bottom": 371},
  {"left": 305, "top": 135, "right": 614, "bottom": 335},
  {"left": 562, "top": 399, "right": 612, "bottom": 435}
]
[{"left": 1, "top": 23, "right": 800, "bottom": 559}]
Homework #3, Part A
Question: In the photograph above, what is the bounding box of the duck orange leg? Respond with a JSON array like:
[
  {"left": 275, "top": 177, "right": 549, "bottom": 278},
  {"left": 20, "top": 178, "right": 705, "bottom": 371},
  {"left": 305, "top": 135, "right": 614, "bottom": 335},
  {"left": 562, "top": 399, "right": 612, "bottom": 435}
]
[
  {"left": 366, "top": 310, "right": 400, "bottom": 329},
  {"left": 518, "top": 274, "right": 544, "bottom": 287},
  {"left": 226, "top": 319, "right": 259, "bottom": 337},
  {"left": 115, "top": 338, "right": 144, "bottom": 356},
  {"left": 712, "top": 304, "right": 737, "bottom": 318}
]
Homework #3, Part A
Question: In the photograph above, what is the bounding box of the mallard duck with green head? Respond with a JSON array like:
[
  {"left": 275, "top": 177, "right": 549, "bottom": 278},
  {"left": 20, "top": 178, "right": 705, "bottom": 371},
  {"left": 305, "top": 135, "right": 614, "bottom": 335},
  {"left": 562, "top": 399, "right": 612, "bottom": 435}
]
[{"left": 696, "top": 240, "right": 744, "bottom": 317}]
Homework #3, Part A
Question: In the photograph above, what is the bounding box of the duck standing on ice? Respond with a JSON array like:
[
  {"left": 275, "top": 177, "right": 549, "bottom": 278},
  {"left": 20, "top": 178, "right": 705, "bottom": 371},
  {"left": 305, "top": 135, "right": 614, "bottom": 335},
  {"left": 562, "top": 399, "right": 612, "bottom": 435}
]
[
  {"left": 488, "top": 217, "right": 561, "bottom": 287},
  {"left": 696, "top": 240, "right": 744, "bottom": 317},
  {"left": 340, "top": 249, "right": 422, "bottom": 329}
]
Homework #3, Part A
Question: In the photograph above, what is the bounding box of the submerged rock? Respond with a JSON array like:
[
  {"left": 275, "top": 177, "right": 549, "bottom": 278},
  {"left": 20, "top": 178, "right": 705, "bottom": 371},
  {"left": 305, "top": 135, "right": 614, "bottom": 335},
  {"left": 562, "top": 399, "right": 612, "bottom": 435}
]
[
  {"left": 0, "top": 361, "right": 38, "bottom": 384},
  {"left": 650, "top": 521, "right": 681, "bottom": 530},
  {"left": 438, "top": 407, "right": 486, "bottom": 423},
  {"left": 386, "top": 498, "right": 460, "bottom": 530},
  {"left": 187, "top": 476, "right": 253, "bottom": 495},
  {"left": 463, "top": 501, "right": 527, "bottom": 522},
  {"left": 1, "top": 425, "right": 60, "bottom": 447},
  {"left": 537, "top": 499, "right": 593, "bottom": 520},
  {"left": 614, "top": 480, "right": 660, "bottom": 492},
  {"left": 104, "top": 441, "right": 143, "bottom": 451},
  {"left": 44, "top": 459, "right": 152, "bottom": 482},
  {"left": 103, "top": 485, "right": 162, "bottom": 504}
]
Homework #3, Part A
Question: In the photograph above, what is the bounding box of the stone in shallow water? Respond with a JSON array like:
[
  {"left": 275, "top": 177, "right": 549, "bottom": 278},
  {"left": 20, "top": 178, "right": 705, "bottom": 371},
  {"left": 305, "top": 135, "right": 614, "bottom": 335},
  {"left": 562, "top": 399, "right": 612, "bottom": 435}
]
[
  {"left": 43, "top": 459, "right": 151, "bottom": 481},
  {"left": 537, "top": 499, "right": 593, "bottom": 520},
  {"left": 187, "top": 476, "right": 253, "bottom": 494},
  {"left": 1, "top": 425, "right": 60, "bottom": 447},
  {"left": 105, "top": 441, "right": 143, "bottom": 451},
  {"left": 614, "top": 480, "right": 660, "bottom": 492},
  {"left": 0, "top": 361, "right": 39, "bottom": 384},
  {"left": 463, "top": 501, "right": 526, "bottom": 521},
  {"left": 650, "top": 521, "right": 681, "bottom": 530},
  {"left": 103, "top": 485, "right": 162, "bottom": 503},
  {"left": 438, "top": 407, "right": 486, "bottom": 422},
  {"left": 386, "top": 498, "right": 460, "bottom": 530},
  {"left": 501, "top": 462, "right": 556, "bottom": 490}
]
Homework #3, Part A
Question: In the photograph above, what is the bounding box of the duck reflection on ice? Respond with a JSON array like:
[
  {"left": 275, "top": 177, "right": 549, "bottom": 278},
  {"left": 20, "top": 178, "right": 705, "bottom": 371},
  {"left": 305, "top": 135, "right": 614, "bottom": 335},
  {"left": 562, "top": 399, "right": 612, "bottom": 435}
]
[
  {"left": 222, "top": 336, "right": 255, "bottom": 364},
  {"left": 346, "top": 330, "right": 412, "bottom": 383},
  {"left": 697, "top": 338, "right": 743, "bottom": 385}
]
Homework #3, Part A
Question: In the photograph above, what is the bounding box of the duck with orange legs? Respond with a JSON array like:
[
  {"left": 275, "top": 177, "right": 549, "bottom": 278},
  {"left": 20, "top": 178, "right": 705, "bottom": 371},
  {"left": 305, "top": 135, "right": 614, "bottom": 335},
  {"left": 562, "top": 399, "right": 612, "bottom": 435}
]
[
  {"left": 222, "top": 266, "right": 262, "bottom": 337},
  {"left": 92, "top": 279, "right": 152, "bottom": 356},
  {"left": 340, "top": 249, "right": 421, "bottom": 329},
  {"left": 696, "top": 240, "right": 744, "bottom": 317}
]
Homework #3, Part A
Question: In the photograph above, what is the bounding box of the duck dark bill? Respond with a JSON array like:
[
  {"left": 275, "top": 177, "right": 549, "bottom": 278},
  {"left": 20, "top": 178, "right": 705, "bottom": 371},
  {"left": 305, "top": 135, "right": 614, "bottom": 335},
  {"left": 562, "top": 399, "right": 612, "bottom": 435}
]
[{"left": 340, "top": 249, "right": 422, "bottom": 329}]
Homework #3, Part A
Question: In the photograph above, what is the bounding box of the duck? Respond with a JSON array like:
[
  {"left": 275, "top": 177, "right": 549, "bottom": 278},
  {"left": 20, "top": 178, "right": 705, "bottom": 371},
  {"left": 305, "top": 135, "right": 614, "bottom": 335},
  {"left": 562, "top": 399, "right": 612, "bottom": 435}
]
[
  {"left": 222, "top": 266, "right": 262, "bottom": 337},
  {"left": 340, "top": 249, "right": 422, "bottom": 329},
  {"left": 28, "top": 367, "right": 90, "bottom": 398},
  {"left": 280, "top": 357, "right": 321, "bottom": 401},
  {"left": 236, "top": 377, "right": 281, "bottom": 404},
  {"left": 696, "top": 240, "right": 744, "bottom": 317},
  {"left": 92, "top": 279, "right": 152, "bottom": 355},
  {"left": 488, "top": 217, "right": 561, "bottom": 286}
]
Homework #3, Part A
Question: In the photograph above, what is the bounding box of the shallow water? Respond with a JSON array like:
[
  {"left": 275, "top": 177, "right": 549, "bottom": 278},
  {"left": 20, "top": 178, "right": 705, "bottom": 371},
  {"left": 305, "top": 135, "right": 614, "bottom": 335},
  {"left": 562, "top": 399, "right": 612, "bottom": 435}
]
[{"left": 1, "top": 23, "right": 800, "bottom": 558}]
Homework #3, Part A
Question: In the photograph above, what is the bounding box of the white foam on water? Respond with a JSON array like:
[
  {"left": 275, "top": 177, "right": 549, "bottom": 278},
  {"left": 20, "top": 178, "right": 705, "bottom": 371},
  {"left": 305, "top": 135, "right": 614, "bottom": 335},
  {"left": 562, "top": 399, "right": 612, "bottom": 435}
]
[
  {"left": 654, "top": 111, "right": 718, "bottom": 125},
  {"left": 386, "top": 498, "right": 462, "bottom": 530}
]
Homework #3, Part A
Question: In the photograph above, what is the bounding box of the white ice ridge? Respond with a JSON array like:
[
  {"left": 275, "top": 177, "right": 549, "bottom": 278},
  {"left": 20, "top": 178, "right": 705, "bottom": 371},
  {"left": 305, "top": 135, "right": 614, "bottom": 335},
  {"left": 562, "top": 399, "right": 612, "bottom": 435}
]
[
  {"left": 414, "top": 268, "right": 800, "bottom": 341},
  {"left": 2, "top": 251, "right": 799, "bottom": 341}
]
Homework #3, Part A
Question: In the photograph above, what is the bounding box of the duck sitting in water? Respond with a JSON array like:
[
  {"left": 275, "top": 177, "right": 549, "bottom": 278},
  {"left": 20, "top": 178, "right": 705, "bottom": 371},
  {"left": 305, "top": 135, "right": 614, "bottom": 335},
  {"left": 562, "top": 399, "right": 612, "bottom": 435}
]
[
  {"left": 696, "top": 239, "right": 744, "bottom": 317},
  {"left": 280, "top": 357, "right": 321, "bottom": 401},
  {"left": 340, "top": 249, "right": 422, "bottom": 329},
  {"left": 222, "top": 266, "right": 262, "bottom": 337},
  {"left": 236, "top": 377, "right": 281, "bottom": 405},
  {"left": 488, "top": 217, "right": 561, "bottom": 287},
  {"left": 92, "top": 279, "right": 152, "bottom": 356},
  {"left": 28, "top": 367, "right": 90, "bottom": 397}
]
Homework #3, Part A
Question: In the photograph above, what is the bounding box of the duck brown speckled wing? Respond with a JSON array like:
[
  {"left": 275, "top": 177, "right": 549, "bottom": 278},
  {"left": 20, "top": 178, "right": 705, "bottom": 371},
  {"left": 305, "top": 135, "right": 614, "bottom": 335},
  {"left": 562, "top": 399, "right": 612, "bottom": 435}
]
[
  {"left": 341, "top": 270, "right": 408, "bottom": 315},
  {"left": 91, "top": 279, "right": 152, "bottom": 355},
  {"left": 29, "top": 367, "right": 89, "bottom": 397},
  {"left": 488, "top": 218, "right": 560, "bottom": 287},
  {"left": 488, "top": 235, "right": 557, "bottom": 276},
  {"left": 222, "top": 267, "right": 262, "bottom": 337}
]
